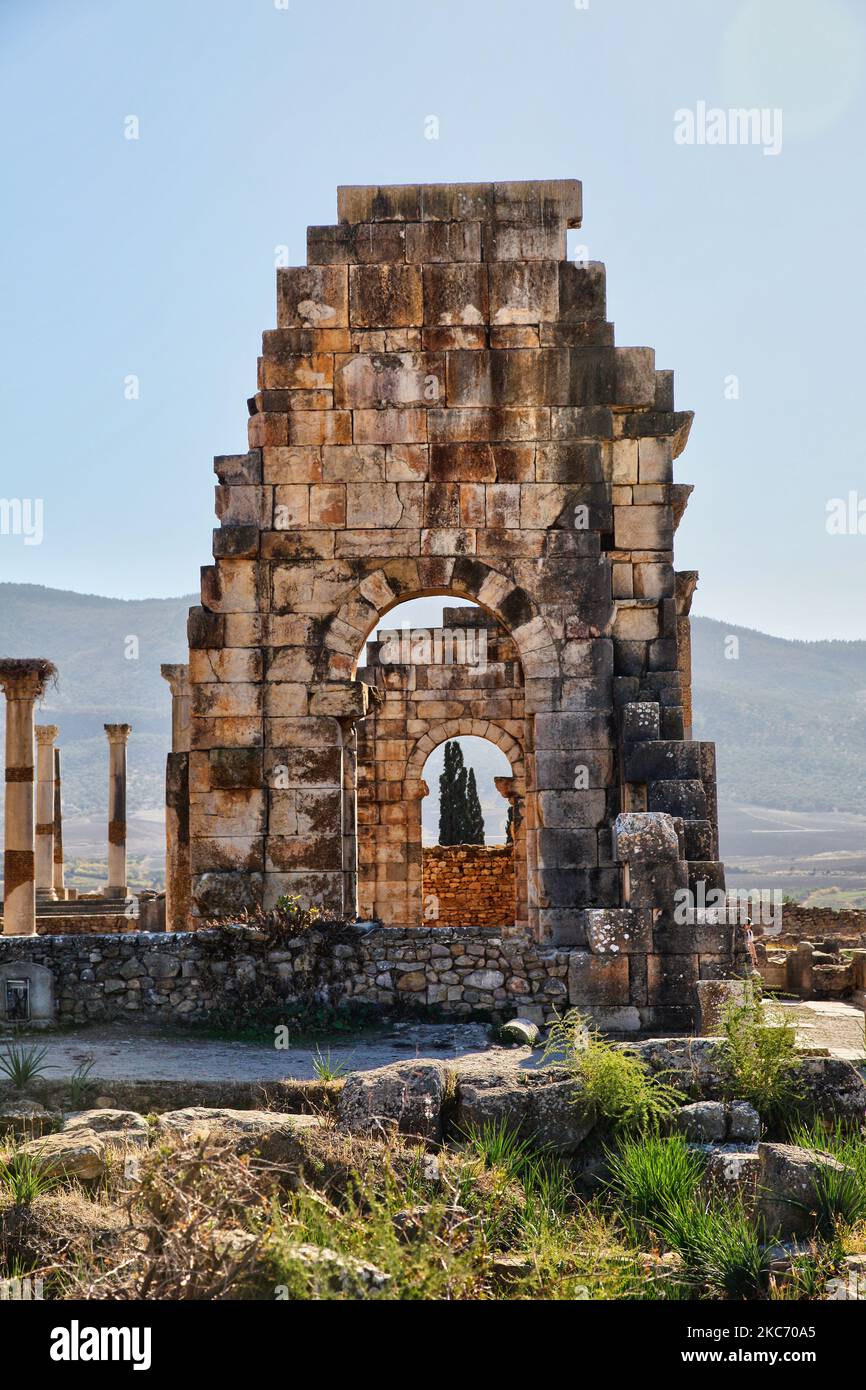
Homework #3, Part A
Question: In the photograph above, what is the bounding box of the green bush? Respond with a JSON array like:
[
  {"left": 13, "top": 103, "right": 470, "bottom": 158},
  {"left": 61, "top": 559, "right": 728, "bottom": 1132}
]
[
  {"left": 788, "top": 1118, "right": 866, "bottom": 1235},
  {"left": 716, "top": 984, "right": 803, "bottom": 1121},
  {"left": 0, "top": 1147, "right": 59, "bottom": 1205},
  {"left": 605, "top": 1134, "right": 704, "bottom": 1240},
  {"left": 543, "top": 1010, "right": 681, "bottom": 1134},
  {"left": 660, "top": 1195, "right": 770, "bottom": 1299},
  {"left": 0, "top": 1043, "right": 50, "bottom": 1090}
]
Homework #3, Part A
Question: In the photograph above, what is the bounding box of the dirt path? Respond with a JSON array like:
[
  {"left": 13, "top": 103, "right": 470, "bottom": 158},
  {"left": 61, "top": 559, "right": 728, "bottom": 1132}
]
[
  {"left": 6, "top": 1021, "right": 503, "bottom": 1084},
  {"left": 5, "top": 1003, "right": 863, "bottom": 1087}
]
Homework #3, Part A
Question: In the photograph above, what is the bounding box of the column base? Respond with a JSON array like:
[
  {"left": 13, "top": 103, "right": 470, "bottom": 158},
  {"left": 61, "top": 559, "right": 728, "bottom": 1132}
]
[{"left": 2, "top": 925, "right": 38, "bottom": 937}]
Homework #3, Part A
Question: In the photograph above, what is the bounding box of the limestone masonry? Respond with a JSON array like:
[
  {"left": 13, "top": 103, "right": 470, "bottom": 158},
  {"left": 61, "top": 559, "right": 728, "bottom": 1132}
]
[{"left": 163, "top": 179, "right": 735, "bottom": 1028}]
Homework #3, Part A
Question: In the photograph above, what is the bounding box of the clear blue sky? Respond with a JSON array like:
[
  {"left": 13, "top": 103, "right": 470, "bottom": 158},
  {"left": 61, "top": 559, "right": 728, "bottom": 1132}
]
[{"left": 2, "top": 0, "right": 864, "bottom": 639}]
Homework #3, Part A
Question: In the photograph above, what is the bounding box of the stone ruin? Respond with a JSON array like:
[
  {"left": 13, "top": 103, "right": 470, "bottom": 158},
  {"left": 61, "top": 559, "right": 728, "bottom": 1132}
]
[
  {"left": 154, "top": 177, "right": 738, "bottom": 1029},
  {"left": 2, "top": 179, "right": 770, "bottom": 1030}
]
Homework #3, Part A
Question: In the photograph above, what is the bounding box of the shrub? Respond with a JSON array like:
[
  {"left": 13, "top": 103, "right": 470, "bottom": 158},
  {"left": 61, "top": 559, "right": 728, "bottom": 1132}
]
[
  {"left": 605, "top": 1134, "right": 704, "bottom": 1240},
  {"left": 0, "top": 1043, "right": 50, "bottom": 1090},
  {"left": 460, "top": 1118, "right": 541, "bottom": 1186},
  {"left": 543, "top": 1010, "right": 681, "bottom": 1134},
  {"left": 716, "top": 984, "right": 803, "bottom": 1122},
  {"left": 0, "top": 1148, "right": 60, "bottom": 1206},
  {"left": 68, "top": 1060, "right": 94, "bottom": 1110},
  {"left": 788, "top": 1118, "right": 866, "bottom": 1235},
  {"left": 310, "top": 1047, "right": 349, "bottom": 1082},
  {"left": 660, "top": 1195, "right": 770, "bottom": 1299}
]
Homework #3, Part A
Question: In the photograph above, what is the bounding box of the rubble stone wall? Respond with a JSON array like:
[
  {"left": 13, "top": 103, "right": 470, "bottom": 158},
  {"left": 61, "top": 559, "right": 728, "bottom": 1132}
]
[
  {"left": 0, "top": 918, "right": 734, "bottom": 1031},
  {"left": 422, "top": 844, "right": 515, "bottom": 928},
  {"left": 773, "top": 905, "right": 866, "bottom": 943},
  {"left": 34, "top": 916, "right": 139, "bottom": 936}
]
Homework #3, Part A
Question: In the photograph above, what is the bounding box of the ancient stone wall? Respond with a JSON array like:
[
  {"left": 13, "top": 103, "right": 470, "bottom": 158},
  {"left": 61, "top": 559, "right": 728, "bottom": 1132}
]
[
  {"left": 422, "top": 844, "right": 515, "bottom": 928},
  {"left": 178, "top": 178, "right": 732, "bottom": 1027},
  {"left": 0, "top": 927, "right": 568, "bottom": 1027},
  {"left": 772, "top": 905, "right": 866, "bottom": 944},
  {"left": 34, "top": 915, "right": 139, "bottom": 936}
]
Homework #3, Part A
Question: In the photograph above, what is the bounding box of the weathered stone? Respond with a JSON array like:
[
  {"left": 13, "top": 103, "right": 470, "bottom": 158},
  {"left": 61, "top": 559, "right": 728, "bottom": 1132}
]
[
  {"left": 672, "top": 1100, "right": 727, "bottom": 1143},
  {"left": 499, "top": 1018, "right": 539, "bottom": 1046},
  {"left": 338, "top": 1059, "right": 452, "bottom": 1140},
  {"left": 21, "top": 1128, "right": 106, "bottom": 1181},
  {"left": 155, "top": 1108, "right": 323, "bottom": 1164},
  {"left": 756, "top": 1142, "right": 852, "bottom": 1239},
  {"left": 280, "top": 1243, "right": 390, "bottom": 1293}
]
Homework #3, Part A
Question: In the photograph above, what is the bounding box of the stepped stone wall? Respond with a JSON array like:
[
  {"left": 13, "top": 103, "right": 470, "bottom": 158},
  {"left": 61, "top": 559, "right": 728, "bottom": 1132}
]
[
  {"left": 169, "top": 177, "right": 736, "bottom": 1028},
  {"left": 422, "top": 844, "right": 515, "bottom": 928}
]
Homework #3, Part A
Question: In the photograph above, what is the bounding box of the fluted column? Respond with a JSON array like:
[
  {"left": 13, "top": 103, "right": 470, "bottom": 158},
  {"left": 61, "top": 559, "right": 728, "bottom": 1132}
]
[
  {"left": 53, "top": 746, "right": 65, "bottom": 897},
  {"left": 34, "top": 725, "right": 58, "bottom": 899},
  {"left": 160, "top": 665, "right": 190, "bottom": 931},
  {"left": 104, "top": 724, "right": 131, "bottom": 897},
  {"left": 0, "top": 660, "right": 57, "bottom": 936}
]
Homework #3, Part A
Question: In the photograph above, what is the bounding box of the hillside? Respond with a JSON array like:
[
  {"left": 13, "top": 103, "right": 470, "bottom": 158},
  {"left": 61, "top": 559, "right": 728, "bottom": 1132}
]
[
  {"left": 0, "top": 583, "right": 192, "bottom": 817},
  {"left": 691, "top": 617, "right": 866, "bottom": 814}
]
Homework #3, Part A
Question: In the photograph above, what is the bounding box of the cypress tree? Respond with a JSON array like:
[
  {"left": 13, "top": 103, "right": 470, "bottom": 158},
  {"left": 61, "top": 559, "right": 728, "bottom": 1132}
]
[
  {"left": 465, "top": 767, "right": 486, "bottom": 845},
  {"left": 438, "top": 741, "right": 468, "bottom": 845}
]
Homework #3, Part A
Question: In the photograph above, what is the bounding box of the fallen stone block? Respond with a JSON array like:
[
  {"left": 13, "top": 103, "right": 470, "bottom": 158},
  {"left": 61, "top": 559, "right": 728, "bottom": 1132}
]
[
  {"left": 21, "top": 1128, "right": 106, "bottom": 1181},
  {"left": 756, "top": 1142, "right": 852, "bottom": 1240},
  {"left": 500, "top": 1018, "right": 539, "bottom": 1046},
  {"left": 338, "top": 1060, "right": 453, "bottom": 1141},
  {"left": 155, "top": 1108, "right": 323, "bottom": 1165},
  {"left": 672, "top": 1101, "right": 727, "bottom": 1143},
  {"left": 280, "top": 1242, "right": 390, "bottom": 1294},
  {"left": 727, "top": 1100, "right": 761, "bottom": 1143},
  {"left": 0, "top": 1098, "right": 55, "bottom": 1139}
]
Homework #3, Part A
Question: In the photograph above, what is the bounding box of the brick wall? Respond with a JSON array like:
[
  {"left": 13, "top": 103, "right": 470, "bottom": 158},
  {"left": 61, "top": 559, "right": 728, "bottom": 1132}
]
[{"left": 423, "top": 845, "right": 515, "bottom": 927}]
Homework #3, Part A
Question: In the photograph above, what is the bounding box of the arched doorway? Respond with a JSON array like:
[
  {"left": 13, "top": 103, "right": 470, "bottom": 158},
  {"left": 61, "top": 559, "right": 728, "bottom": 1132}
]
[{"left": 354, "top": 598, "right": 528, "bottom": 928}]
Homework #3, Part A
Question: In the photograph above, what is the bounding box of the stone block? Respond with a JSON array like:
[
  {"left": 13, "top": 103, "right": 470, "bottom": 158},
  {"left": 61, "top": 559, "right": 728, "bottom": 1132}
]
[
  {"left": 349, "top": 265, "right": 423, "bottom": 327},
  {"left": 423, "top": 264, "right": 488, "bottom": 325},
  {"left": 488, "top": 261, "right": 559, "bottom": 324},
  {"left": 334, "top": 352, "right": 444, "bottom": 409},
  {"left": 568, "top": 951, "right": 630, "bottom": 1007},
  {"left": 277, "top": 266, "right": 348, "bottom": 329},
  {"left": 585, "top": 908, "right": 651, "bottom": 955}
]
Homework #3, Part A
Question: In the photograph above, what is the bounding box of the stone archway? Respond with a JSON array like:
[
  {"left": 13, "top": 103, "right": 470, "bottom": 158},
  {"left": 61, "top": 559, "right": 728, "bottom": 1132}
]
[{"left": 354, "top": 604, "right": 527, "bottom": 928}]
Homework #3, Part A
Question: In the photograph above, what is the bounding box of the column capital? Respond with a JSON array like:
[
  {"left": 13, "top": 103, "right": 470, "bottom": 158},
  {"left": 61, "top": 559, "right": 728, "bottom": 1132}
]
[
  {"left": 0, "top": 658, "right": 57, "bottom": 701},
  {"left": 160, "top": 663, "right": 190, "bottom": 693},
  {"left": 35, "top": 724, "right": 59, "bottom": 745},
  {"left": 104, "top": 723, "right": 132, "bottom": 744}
]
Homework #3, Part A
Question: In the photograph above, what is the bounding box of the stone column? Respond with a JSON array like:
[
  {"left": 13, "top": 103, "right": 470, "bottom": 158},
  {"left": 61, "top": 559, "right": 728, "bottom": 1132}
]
[
  {"left": 160, "top": 665, "right": 190, "bottom": 932},
  {"left": 104, "top": 724, "right": 131, "bottom": 898},
  {"left": 34, "top": 725, "right": 58, "bottom": 899},
  {"left": 0, "top": 660, "right": 56, "bottom": 936},
  {"left": 675, "top": 571, "right": 698, "bottom": 741},
  {"left": 53, "top": 746, "right": 65, "bottom": 898}
]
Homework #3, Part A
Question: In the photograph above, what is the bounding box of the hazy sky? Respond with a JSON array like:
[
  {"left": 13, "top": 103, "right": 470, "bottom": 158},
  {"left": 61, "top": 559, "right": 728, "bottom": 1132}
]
[{"left": 2, "top": 0, "right": 865, "bottom": 640}]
